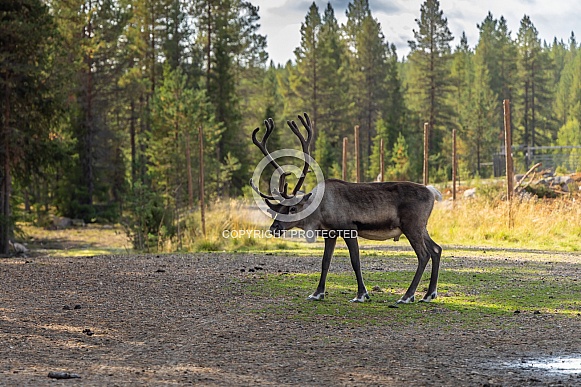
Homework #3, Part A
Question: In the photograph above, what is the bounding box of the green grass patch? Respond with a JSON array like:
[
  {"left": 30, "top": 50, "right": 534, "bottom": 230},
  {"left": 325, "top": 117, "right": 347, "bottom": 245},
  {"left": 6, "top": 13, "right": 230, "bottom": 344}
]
[{"left": 247, "top": 251, "right": 581, "bottom": 329}]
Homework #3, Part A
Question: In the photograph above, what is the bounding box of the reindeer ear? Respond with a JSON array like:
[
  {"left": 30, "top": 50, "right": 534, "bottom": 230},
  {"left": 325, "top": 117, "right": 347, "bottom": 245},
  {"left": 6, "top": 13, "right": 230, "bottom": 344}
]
[{"left": 299, "top": 193, "right": 313, "bottom": 204}]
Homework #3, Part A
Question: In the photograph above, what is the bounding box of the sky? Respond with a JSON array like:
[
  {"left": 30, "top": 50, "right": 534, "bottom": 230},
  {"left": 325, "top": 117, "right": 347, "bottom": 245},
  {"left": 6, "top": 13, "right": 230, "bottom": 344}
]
[{"left": 251, "top": 0, "right": 580, "bottom": 64}]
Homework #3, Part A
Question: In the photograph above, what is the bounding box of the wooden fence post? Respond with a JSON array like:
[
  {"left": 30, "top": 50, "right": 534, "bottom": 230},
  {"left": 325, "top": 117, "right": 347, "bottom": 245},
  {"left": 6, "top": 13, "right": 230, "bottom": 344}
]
[
  {"left": 503, "top": 99, "right": 514, "bottom": 229},
  {"left": 452, "top": 128, "right": 457, "bottom": 201},
  {"left": 354, "top": 125, "right": 360, "bottom": 183},
  {"left": 342, "top": 137, "right": 348, "bottom": 181},
  {"left": 503, "top": 99, "right": 514, "bottom": 200},
  {"left": 198, "top": 126, "right": 206, "bottom": 237},
  {"left": 380, "top": 138, "right": 384, "bottom": 182},
  {"left": 423, "top": 122, "right": 429, "bottom": 185}
]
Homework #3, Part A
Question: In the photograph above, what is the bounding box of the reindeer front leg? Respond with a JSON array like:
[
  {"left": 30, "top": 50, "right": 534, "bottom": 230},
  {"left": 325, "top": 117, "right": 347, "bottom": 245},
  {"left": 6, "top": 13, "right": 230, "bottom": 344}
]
[
  {"left": 343, "top": 236, "right": 370, "bottom": 303},
  {"left": 308, "top": 236, "right": 337, "bottom": 301}
]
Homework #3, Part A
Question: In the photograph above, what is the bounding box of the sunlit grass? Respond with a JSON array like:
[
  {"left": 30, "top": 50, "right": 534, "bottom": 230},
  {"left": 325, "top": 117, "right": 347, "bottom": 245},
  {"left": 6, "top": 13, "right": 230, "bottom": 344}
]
[
  {"left": 428, "top": 196, "right": 581, "bottom": 251},
  {"left": 246, "top": 250, "right": 581, "bottom": 328},
  {"left": 15, "top": 188, "right": 581, "bottom": 255},
  {"left": 18, "top": 223, "right": 131, "bottom": 257}
]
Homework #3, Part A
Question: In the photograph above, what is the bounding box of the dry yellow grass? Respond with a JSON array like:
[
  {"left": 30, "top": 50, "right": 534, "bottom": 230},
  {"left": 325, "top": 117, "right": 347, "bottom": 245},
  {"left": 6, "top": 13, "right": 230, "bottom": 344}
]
[
  {"left": 429, "top": 197, "right": 581, "bottom": 251},
  {"left": 16, "top": 192, "right": 581, "bottom": 255}
]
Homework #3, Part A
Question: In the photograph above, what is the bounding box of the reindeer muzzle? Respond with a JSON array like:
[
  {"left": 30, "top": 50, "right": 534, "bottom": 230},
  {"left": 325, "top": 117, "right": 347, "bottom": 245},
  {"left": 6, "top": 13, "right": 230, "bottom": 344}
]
[{"left": 270, "top": 223, "right": 283, "bottom": 238}]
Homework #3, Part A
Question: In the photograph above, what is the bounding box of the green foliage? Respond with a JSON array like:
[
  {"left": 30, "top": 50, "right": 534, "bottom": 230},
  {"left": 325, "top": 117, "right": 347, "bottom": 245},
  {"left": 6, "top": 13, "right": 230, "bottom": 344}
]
[
  {"left": 515, "top": 15, "right": 555, "bottom": 167},
  {"left": 387, "top": 132, "right": 411, "bottom": 181},
  {"left": 368, "top": 118, "right": 388, "bottom": 180},
  {"left": 313, "top": 129, "right": 335, "bottom": 179},
  {"left": 0, "top": 0, "right": 63, "bottom": 252},
  {"left": 557, "top": 118, "right": 581, "bottom": 171},
  {"left": 123, "top": 181, "right": 175, "bottom": 251},
  {"left": 406, "top": 0, "right": 454, "bottom": 166},
  {"left": 5, "top": 0, "right": 581, "bottom": 254}
]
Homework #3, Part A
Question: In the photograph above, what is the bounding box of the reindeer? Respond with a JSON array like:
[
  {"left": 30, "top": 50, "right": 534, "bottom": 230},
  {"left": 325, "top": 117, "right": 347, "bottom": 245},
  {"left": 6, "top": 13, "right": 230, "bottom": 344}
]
[{"left": 250, "top": 113, "right": 442, "bottom": 304}]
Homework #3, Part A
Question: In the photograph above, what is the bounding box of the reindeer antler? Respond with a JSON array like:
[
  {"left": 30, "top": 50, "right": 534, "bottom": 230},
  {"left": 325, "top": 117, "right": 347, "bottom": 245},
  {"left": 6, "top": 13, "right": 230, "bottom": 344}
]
[
  {"left": 250, "top": 118, "right": 289, "bottom": 200},
  {"left": 286, "top": 113, "right": 313, "bottom": 196},
  {"left": 250, "top": 113, "right": 314, "bottom": 202}
]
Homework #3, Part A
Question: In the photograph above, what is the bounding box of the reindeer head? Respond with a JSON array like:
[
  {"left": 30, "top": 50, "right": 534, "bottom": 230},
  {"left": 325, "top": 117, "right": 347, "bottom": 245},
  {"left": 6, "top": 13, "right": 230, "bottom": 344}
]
[{"left": 250, "top": 113, "right": 316, "bottom": 237}]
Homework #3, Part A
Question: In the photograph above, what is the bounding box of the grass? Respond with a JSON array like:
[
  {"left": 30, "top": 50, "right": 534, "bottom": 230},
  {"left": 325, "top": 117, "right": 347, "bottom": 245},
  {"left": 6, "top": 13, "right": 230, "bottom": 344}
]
[
  {"left": 428, "top": 196, "right": 581, "bottom": 252},
  {"left": 13, "top": 183, "right": 581, "bottom": 256},
  {"left": 14, "top": 203, "right": 581, "bottom": 330},
  {"left": 18, "top": 223, "right": 131, "bottom": 257},
  {"left": 246, "top": 249, "right": 581, "bottom": 329}
]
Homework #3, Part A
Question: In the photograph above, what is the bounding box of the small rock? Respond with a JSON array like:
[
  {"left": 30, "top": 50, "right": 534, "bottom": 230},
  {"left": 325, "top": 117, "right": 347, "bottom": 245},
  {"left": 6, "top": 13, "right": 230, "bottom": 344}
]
[
  {"left": 48, "top": 371, "right": 81, "bottom": 379},
  {"left": 63, "top": 305, "right": 72, "bottom": 310},
  {"left": 514, "top": 310, "right": 521, "bottom": 314},
  {"left": 74, "top": 305, "right": 82, "bottom": 310},
  {"left": 155, "top": 269, "right": 166, "bottom": 273},
  {"left": 464, "top": 188, "right": 477, "bottom": 198}
]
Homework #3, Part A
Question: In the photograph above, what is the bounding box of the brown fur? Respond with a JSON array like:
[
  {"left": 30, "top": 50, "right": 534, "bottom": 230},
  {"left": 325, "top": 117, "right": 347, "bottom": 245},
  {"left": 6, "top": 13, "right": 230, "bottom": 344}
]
[{"left": 268, "top": 179, "right": 442, "bottom": 304}]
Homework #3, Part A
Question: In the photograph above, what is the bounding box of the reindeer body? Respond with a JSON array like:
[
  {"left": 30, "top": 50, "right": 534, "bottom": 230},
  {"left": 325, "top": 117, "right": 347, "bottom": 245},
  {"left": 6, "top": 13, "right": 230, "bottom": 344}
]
[
  {"left": 316, "top": 179, "right": 433, "bottom": 239},
  {"left": 251, "top": 113, "right": 442, "bottom": 304},
  {"left": 270, "top": 179, "right": 441, "bottom": 303}
]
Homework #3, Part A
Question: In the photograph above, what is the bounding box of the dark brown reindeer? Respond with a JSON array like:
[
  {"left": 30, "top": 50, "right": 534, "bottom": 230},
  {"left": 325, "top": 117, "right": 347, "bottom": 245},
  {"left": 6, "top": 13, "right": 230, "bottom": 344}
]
[{"left": 250, "top": 113, "right": 442, "bottom": 304}]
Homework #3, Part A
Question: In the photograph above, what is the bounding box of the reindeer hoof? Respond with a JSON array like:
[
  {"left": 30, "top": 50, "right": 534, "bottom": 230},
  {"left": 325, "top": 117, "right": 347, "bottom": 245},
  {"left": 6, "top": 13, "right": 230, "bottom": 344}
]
[
  {"left": 396, "top": 295, "right": 415, "bottom": 304},
  {"left": 420, "top": 292, "right": 437, "bottom": 302},
  {"left": 307, "top": 293, "right": 325, "bottom": 301},
  {"left": 349, "top": 293, "right": 370, "bottom": 303}
]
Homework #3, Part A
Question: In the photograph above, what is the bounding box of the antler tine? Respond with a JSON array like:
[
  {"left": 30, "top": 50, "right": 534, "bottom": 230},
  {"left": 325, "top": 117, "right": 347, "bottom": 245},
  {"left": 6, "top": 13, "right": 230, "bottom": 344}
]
[
  {"left": 287, "top": 113, "right": 314, "bottom": 195},
  {"left": 251, "top": 118, "right": 292, "bottom": 200},
  {"left": 297, "top": 112, "right": 313, "bottom": 146},
  {"left": 277, "top": 172, "right": 293, "bottom": 199},
  {"left": 249, "top": 178, "right": 276, "bottom": 200}
]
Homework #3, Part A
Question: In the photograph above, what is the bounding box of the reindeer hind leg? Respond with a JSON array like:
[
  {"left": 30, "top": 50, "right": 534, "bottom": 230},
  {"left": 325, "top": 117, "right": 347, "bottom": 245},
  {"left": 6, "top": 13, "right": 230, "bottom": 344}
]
[
  {"left": 397, "top": 230, "right": 430, "bottom": 304},
  {"left": 419, "top": 235, "right": 442, "bottom": 302}
]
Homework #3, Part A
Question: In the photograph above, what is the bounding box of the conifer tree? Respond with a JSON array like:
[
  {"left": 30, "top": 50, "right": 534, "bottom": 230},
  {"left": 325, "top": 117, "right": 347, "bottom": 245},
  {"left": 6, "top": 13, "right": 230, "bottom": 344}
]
[
  {"left": 407, "top": 0, "right": 454, "bottom": 175},
  {"left": 516, "top": 15, "right": 554, "bottom": 167},
  {"left": 0, "top": 0, "right": 62, "bottom": 252}
]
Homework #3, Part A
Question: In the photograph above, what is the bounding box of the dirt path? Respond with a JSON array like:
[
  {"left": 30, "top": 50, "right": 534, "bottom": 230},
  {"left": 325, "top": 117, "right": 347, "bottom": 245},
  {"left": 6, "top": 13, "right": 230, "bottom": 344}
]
[{"left": 1, "top": 252, "right": 580, "bottom": 386}]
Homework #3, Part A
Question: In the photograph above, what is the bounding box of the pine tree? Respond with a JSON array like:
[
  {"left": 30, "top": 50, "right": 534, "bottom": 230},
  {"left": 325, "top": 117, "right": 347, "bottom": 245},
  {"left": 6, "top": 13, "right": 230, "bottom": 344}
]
[
  {"left": 389, "top": 133, "right": 411, "bottom": 181},
  {"left": 554, "top": 34, "right": 579, "bottom": 127},
  {"left": 383, "top": 43, "right": 406, "bottom": 153},
  {"left": 468, "top": 50, "right": 500, "bottom": 176},
  {"left": 290, "top": 2, "right": 322, "bottom": 145},
  {"left": 313, "top": 128, "right": 335, "bottom": 179},
  {"left": 317, "top": 3, "right": 349, "bottom": 154},
  {"left": 516, "top": 15, "right": 554, "bottom": 167},
  {"left": 52, "top": 0, "right": 131, "bottom": 221},
  {"left": 475, "top": 13, "right": 517, "bottom": 138},
  {"left": 407, "top": 0, "right": 454, "bottom": 174},
  {"left": 368, "top": 118, "right": 389, "bottom": 180},
  {"left": 344, "top": 0, "right": 390, "bottom": 179},
  {"left": 192, "top": 0, "right": 266, "bottom": 193},
  {"left": 0, "top": 0, "right": 62, "bottom": 252}
]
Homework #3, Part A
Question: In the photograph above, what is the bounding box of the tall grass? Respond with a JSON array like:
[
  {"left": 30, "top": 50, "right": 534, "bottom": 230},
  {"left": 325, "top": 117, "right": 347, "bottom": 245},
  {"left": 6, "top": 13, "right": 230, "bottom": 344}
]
[
  {"left": 157, "top": 180, "right": 581, "bottom": 253},
  {"left": 429, "top": 194, "right": 581, "bottom": 252},
  {"left": 175, "top": 199, "right": 296, "bottom": 252}
]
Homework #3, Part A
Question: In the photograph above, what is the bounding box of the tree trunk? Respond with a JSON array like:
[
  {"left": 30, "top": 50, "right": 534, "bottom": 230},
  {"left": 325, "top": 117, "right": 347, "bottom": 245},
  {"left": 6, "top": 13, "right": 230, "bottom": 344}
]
[
  {"left": 130, "top": 98, "right": 136, "bottom": 185},
  {"left": 185, "top": 130, "right": 194, "bottom": 209},
  {"left": 1, "top": 80, "right": 11, "bottom": 254}
]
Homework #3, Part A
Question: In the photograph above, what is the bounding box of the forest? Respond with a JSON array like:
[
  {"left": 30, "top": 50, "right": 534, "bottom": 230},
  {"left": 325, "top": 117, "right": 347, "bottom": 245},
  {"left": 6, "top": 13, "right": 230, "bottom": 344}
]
[{"left": 1, "top": 0, "right": 580, "bottom": 253}]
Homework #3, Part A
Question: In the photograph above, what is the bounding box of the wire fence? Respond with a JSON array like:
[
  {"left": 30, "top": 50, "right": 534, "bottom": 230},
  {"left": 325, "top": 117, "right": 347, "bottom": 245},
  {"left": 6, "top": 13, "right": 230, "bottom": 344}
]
[{"left": 493, "top": 146, "right": 581, "bottom": 176}]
